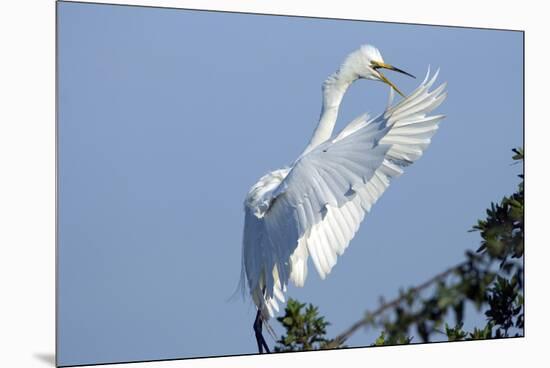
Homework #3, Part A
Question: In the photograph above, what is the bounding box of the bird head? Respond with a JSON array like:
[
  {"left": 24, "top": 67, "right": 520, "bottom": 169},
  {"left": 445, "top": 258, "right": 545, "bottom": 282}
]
[{"left": 345, "top": 44, "right": 416, "bottom": 97}]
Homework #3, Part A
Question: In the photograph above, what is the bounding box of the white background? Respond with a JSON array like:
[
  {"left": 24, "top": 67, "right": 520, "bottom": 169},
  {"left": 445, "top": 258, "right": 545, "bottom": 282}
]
[{"left": 0, "top": 0, "right": 547, "bottom": 367}]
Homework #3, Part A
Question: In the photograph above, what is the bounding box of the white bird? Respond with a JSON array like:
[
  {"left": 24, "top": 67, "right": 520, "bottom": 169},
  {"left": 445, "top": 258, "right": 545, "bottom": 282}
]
[{"left": 239, "top": 44, "right": 447, "bottom": 353}]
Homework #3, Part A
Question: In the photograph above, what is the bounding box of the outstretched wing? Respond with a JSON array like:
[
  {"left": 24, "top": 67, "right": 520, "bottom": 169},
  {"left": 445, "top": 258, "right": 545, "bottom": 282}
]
[{"left": 243, "top": 70, "right": 447, "bottom": 318}]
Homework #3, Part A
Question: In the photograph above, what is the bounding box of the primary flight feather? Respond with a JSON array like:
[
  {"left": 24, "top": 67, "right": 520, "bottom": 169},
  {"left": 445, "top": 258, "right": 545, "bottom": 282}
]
[{"left": 239, "top": 44, "right": 447, "bottom": 352}]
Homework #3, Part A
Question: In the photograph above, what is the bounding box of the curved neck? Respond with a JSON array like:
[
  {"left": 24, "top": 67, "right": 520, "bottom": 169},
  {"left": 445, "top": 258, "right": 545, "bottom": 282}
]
[{"left": 302, "top": 67, "right": 358, "bottom": 154}]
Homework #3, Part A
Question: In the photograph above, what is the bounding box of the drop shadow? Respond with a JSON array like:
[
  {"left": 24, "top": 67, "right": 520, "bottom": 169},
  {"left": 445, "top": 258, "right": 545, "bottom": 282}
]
[{"left": 34, "top": 353, "right": 56, "bottom": 366}]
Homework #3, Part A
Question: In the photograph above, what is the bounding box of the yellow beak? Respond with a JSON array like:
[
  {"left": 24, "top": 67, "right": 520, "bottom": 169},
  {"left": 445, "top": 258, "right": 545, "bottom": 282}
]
[{"left": 371, "top": 61, "right": 415, "bottom": 98}]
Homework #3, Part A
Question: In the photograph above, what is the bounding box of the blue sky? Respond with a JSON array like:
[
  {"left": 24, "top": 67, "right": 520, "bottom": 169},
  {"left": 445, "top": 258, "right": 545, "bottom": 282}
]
[{"left": 57, "top": 2, "right": 523, "bottom": 366}]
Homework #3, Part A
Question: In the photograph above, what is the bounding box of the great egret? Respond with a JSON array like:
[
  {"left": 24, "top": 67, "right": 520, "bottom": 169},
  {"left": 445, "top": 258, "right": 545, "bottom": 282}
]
[{"left": 239, "top": 44, "right": 447, "bottom": 353}]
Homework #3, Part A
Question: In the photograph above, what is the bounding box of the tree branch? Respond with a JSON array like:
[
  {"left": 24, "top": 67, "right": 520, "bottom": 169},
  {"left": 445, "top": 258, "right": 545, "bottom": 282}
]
[{"left": 325, "top": 260, "right": 469, "bottom": 349}]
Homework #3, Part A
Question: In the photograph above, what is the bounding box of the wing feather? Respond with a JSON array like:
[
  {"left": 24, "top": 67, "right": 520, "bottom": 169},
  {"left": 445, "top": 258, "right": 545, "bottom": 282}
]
[{"left": 242, "top": 69, "right": 446, "bottom": 318}]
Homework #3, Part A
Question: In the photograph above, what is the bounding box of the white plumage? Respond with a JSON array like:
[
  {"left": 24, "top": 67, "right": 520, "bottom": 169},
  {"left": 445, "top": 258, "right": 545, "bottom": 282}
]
[{"left": 240, "top": 44, "right": 447, "bottom": 322}]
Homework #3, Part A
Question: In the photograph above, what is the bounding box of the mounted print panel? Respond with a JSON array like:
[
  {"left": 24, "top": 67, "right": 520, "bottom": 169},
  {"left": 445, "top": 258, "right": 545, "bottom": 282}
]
[{"left": 56, "top": 1, "right": 524, "bottom": 366}]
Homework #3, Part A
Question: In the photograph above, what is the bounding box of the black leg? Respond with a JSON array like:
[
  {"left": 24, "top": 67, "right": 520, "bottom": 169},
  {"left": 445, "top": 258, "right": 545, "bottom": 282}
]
[
  {"left": 253, "top": 309, "right": 271, "bottom": 354},
  {"left": 253, "top": 310, "right": 263, "bottom": 353}
]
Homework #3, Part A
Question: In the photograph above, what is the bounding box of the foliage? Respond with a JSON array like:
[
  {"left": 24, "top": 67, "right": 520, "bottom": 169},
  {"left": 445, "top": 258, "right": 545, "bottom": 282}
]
[
  {"left": 274, "top": 148, "right": 524, "bottom": 349},
  {"left": 274, "top": 299, "right": 342, "bottom": 351}
]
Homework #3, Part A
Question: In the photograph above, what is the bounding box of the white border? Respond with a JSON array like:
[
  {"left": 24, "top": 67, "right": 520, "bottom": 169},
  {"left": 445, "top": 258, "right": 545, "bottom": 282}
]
[
  {"left": 50, "top": 0, "right": 528, "bottom": 30},
  {"left": 1, "top": 1, "right": 548, "bottom": 367}
]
